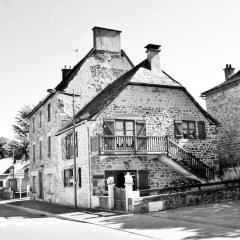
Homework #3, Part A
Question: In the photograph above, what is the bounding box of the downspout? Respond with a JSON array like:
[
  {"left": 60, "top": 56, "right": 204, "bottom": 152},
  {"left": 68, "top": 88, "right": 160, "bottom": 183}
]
[{"left": 87, "top": 121, "right": 92, "bottom": 208}]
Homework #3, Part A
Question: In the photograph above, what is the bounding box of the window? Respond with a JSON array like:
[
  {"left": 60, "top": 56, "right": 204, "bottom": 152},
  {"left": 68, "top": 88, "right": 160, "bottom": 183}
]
[
  {"left": 32, "top": 117, "right": 35, "bottom": 133},
  {"left": 78, "top": 168, "right": 81, "bottom": 188},
  {"left": 65, "top": 132, "right": 78, "bottom": 159},
  {"left": 33, "top": 144, "right": 36, "bottom": 161},
  {"left": 0, "top": 181, "right": 3, "bottom": 187},
  {"left": 39, "top": 111, "right": 42, "bottom": 128},
  {"left": 182, "top": 121, "right": 196, "bottom": 139},
  {"left": 63, "top": 169, "right": 74, "bottom": 187},
  {"left": 47, "top": 136, "right": 51, "bottom": 157},
  {"left": 47, "top": 103, "right": 51, "bottom": 122},
  {"left": 174, "top": 120, "right": 205, "bottom": 139},
  {"left": 66, "top": 134, "right": 73, "bottom": 159},
  {"left": 115, "top": 120, "right": 134, "bottom": 136},
  {"left": 32, "top": 176, "right": 36, "bottom": 192},
  {"left": 47, "top": 174, "right": 53, "bottom": 193},
  {"left": 39, "top": 141, "right": 42, "bottom": 159}
]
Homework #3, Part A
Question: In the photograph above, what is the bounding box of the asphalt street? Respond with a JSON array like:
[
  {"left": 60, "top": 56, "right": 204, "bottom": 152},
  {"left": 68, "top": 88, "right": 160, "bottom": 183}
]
[{"left": 0, "top": 204, "right": 152, "bottom": 240}]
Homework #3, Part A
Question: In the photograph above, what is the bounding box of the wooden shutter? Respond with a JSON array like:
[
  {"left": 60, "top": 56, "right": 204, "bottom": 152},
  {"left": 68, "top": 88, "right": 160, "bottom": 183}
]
[
  {"left": 136, "top": 121, "right": 146, "bottom": 136},
  {"left": 63, "top": 170, "right": 66, "bottom": 187},
  {"left": 103, "top": 120, "right": 115, "bottom": 135},
  {"left": 78, "top": 168, "right": 81, "bottom": 188},
  {"left": 138, "top": 170, "right": 149, "bottom": 190},
  {"left": 198, "top": 121, "right": 206, "bottom": 139},
  {"left": 174, "top": 121, "right": 183, "bottom": 139}
]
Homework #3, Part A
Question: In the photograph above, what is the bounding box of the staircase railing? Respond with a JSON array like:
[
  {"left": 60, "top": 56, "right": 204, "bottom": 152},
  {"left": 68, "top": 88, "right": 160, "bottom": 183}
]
[{"left": 167, "top": 139, "right": 215, "bottom": 180}]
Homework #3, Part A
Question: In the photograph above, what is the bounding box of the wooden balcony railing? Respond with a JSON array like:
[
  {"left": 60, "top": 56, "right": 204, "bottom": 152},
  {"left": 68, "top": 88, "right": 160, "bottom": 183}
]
[{"left": 91, "top": 135, "right": 167, "bottom": 154}]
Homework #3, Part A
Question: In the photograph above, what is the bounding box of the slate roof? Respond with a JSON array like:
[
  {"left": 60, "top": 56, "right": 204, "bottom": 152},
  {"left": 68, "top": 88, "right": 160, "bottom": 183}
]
[
  {"left": 57, "top": 59, "right": 219, "bottom": 134},
  {"left": 201, "top": 70, "right": 240, "bottom": 96},
  {"left": 28, "top": 48, "right": 133, "bottom": 118}
]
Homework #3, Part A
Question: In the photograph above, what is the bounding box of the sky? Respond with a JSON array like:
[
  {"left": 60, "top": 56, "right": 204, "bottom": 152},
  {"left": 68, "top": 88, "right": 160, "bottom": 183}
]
[{"left": 1, "top": 0, "right": 240, "bottom": 140}]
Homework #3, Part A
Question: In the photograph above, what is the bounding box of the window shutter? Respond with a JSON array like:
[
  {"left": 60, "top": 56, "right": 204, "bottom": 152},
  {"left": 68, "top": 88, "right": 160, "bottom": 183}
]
[
  {"left": 103, "top": 120, "right": 115, "bottom": 135},
  {"left": 78, "top": 168, "right": 81, "bottom": 188},
  {"left": 174, "top": 121, "right": 183, "bottom": 139},
  {"left": 198, "top": 121, "right": 206, "bottom": 139},
  {"left": 63, "top": 170, "right": 66, "bottom": 187},
  {"left": 136, "top": 121, "right": 146, "bottom": 136},
  {"left": 138, "top": 170, "right": 149, "bottom": 190}
]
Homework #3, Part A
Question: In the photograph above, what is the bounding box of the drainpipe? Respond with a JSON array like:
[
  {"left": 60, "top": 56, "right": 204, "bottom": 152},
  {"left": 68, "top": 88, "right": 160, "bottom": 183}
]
[{"left": 87, "top": 121, "right": 92, "bottom": 208}]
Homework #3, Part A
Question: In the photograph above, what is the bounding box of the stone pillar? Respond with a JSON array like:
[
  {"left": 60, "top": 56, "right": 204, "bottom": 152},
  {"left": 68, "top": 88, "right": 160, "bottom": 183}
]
[
  {"left": 124, "top": 172, "right": 133, "bottom": 212},
  {"left": 107, "top": 177, "right": 115, "bottom": 210}
]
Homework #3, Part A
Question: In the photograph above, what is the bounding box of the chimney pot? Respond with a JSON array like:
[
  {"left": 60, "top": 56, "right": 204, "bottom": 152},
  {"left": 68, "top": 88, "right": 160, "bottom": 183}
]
[
  {"left": 145, "top": 44, "right": 162, "bottom": 75},
  {"left": 61, "top": 67, "right": 71, "bottom": 80},
  {"left": 223, "top": 64, "right": 235, "bottom": 81},
  {"left": 92, "top": 26, "right": 121, "bottom": 52}
]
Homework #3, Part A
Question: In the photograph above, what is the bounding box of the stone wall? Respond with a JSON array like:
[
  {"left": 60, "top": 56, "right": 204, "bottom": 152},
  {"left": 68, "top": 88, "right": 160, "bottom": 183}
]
[
  {"left": 130, "top": 183, "right": 240, "bottom": 213},
  {"left": 91, "top": 155, "right": 185, "bottom": 196},
  {"left": 205, "top": 81, "right": 240, "bottom": 170},
  {"left": 90, "top": 85, "right": 219, "bottom": 169}
]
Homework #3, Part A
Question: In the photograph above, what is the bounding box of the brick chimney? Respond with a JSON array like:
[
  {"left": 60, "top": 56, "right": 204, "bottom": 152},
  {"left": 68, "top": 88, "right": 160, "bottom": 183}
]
[
  {"left": 92, "top": 26, "right": 121, "bottom": 52},
  {"left": 145, "top": 44, "right": 162, "bottom": 75},
  {"left": 61, "top": 66, "right": 71, "bottom": 80},
  {"left": 224, "top": 64, "right": 235, "bottom": 81}
]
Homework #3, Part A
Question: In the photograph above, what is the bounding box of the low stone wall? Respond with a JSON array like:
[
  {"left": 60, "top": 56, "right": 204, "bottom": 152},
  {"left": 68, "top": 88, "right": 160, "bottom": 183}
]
[
  {"left": 0, "top": 189, "right": 13, "bottom": 199},
  {"left": 129, "top": 183, "right": 240, "bottom": 213}
]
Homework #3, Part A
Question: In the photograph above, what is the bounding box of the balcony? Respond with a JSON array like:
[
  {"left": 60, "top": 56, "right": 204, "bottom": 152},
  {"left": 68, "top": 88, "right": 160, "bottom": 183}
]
[{"left": 91, "top": 135, "right": 168, "bottom": 155}]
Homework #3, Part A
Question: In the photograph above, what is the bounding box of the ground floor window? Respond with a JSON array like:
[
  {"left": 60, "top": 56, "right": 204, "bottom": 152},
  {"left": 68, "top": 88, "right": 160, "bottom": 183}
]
[
  {"left": 63, "top": 169, "right": 74, "bottom": 187},
  {"left": 0, "top": 181, "right": 3, "bottom": 187}
]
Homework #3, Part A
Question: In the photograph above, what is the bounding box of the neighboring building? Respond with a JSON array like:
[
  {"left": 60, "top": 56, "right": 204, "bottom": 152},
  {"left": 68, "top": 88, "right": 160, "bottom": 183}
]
[
  {"left": 28, "top": 27, "right": 219, "bottom": 209},
  {"left": 202, "top": 64, "right": 240, "bottom": 171},
  {"left": 0, "top": 158, "right": 29, "bottom": 197}
]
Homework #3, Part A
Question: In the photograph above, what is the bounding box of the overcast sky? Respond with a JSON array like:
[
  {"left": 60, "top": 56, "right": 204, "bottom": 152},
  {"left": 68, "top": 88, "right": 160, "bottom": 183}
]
[{"left": 1, "top": 0, "right": 240, "bottom": 139}]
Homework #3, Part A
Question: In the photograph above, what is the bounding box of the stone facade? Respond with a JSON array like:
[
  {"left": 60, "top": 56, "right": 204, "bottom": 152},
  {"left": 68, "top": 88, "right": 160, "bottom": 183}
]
[
  {"left": 203, "top": 69, "right": 240, "bottom": 171},
  {"left": 28, "top": 27, "right": 133, "bottom": 207},
  {"left": 87, "top": 84, "right": 219, "bottom": 198}
]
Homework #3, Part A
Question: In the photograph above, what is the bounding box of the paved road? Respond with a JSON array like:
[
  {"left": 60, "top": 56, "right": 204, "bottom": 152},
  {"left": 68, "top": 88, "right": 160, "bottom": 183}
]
[{"left": 0, "top": 204, "right": 152, "bottom": 240}]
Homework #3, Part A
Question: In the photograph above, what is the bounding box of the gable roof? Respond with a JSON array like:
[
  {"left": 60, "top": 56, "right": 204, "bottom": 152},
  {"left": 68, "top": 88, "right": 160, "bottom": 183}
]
[
  {"left": 0, "top": 158, "right": 13, "bottom": 175},
  {"left": 201, "top": 70, "right": 240, "bottom": 96},
  {"left": 57, "top": 60, "right": 219, "bottom": 134},
  {"left": 28, "top": 48, "right": 134, "bottom": 118}
]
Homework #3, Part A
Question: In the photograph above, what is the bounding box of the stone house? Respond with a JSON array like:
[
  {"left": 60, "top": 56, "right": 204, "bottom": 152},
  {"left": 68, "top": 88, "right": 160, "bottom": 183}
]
[
  {"left": 202, "top": 64, "right": 240, "bottom": 171},
  {"left": 28, "top": 27, "right": 219, "bottom": 209}
]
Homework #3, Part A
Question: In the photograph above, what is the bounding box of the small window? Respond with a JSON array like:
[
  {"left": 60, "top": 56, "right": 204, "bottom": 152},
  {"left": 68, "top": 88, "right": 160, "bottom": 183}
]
[
  {"left": 32, "top": 176, "right": 36, "bottom": 192},
  {"left": 33, "top": 144, "right": 36, "bottom": 161},
  {"left": 138, "top": 170, "right": 149, "bottom": 190},
  {"left": 47, "top": 104, "right": 51, "bottom": 122},
  {"left": 78, "top": 168, "right": 81, "bottom": 188},
  {"left": 39, "top": 141, "right": 42, "bottom": 159},
  {"left": 32, "top": 117, "right": 35, "bottom": 133},
  {"left": 47, "top": 136, "right": 51, "bottom": 157},
  {"left": 174, "top": 120, "right": 196, "bottom": 139},
  {"left": 63, "top": 169, "right": 74, "bottom": 187},
  {"left": 0, "top": 181, "right": 3, "bottom": 187},
  {"left": 39, "top": 111, "right": 42, "bottom": 128},
  {"left": 182, "top": 121, "right": 196, "bottom": 139}
]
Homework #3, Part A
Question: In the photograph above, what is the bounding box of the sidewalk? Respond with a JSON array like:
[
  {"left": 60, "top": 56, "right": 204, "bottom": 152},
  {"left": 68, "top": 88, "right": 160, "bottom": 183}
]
[{"left": 4, "top": 199, "right": 240, "bottom": 240}]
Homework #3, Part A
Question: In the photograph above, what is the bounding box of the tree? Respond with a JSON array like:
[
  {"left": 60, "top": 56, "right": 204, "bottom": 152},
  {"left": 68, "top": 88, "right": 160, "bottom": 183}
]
[
  {"left": 0, "top": 137, "right": 11, "bottom": 159},
  {"left": 12, "top": 106, "right": 33, "bottom": 160}
]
